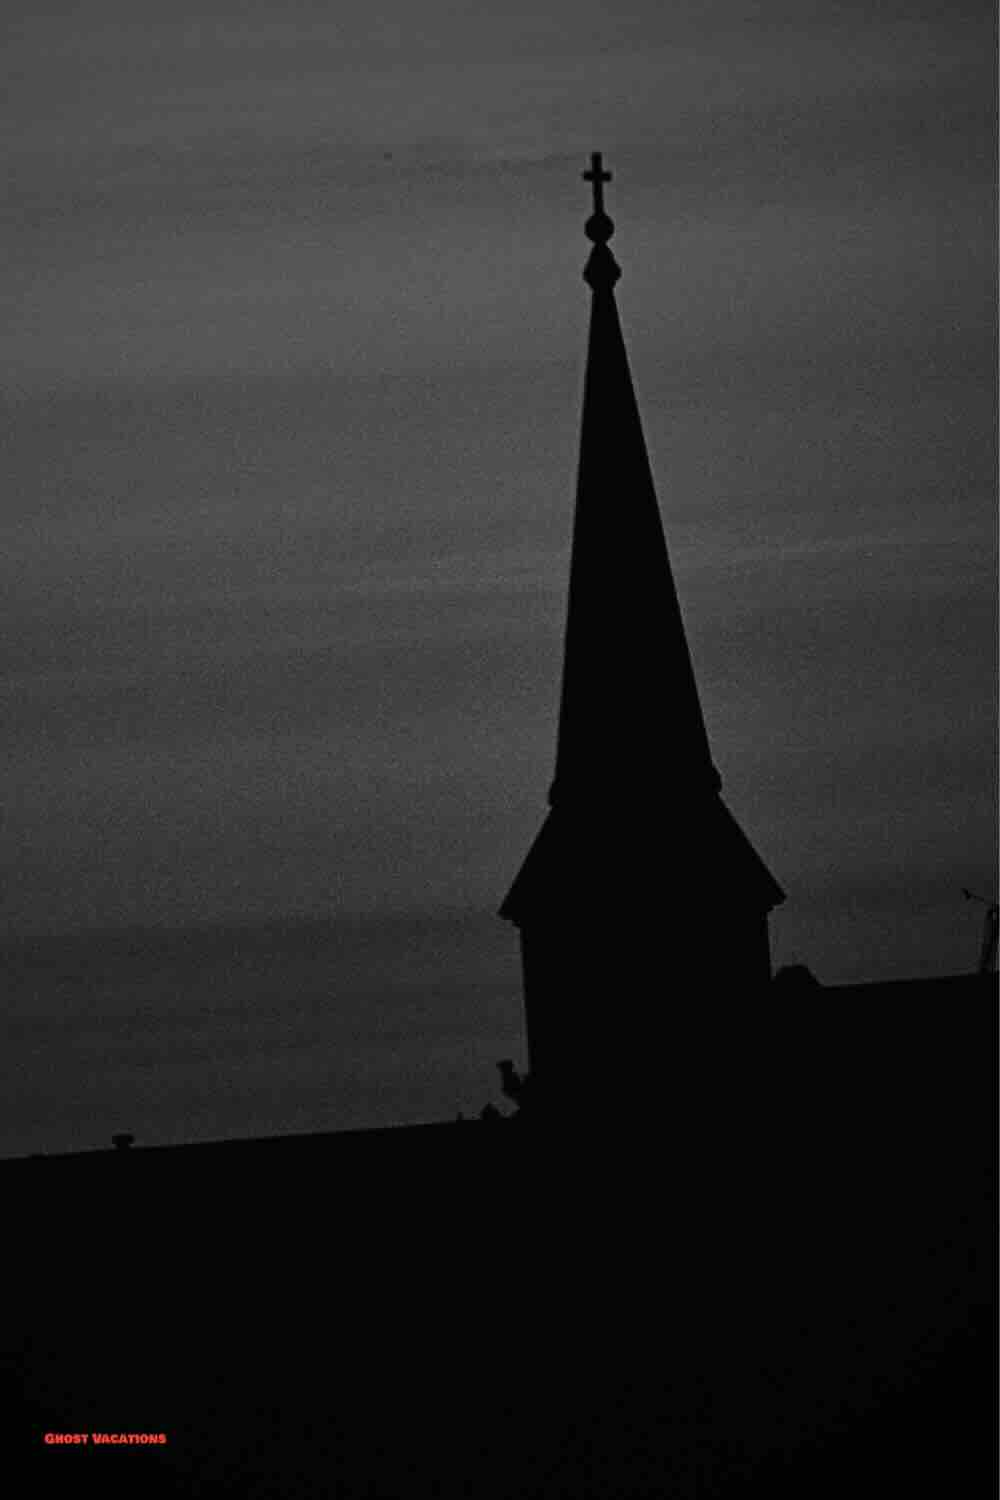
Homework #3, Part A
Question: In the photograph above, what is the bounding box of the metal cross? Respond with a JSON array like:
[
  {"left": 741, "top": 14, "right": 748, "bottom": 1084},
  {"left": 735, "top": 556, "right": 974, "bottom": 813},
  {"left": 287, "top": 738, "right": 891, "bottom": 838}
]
[{"left": 583, "top": 152, "right": 611, "bottom": 215}]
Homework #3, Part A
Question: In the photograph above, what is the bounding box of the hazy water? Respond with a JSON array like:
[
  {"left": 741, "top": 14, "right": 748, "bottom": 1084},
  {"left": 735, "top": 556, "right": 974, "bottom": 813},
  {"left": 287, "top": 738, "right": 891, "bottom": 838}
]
[{"left": 2, "top": 907, "right": 526, "bottom": 1159}]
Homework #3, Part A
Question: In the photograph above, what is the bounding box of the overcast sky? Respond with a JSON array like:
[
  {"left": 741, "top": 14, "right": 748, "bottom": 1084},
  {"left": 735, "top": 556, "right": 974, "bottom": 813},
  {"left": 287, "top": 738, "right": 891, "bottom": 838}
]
[{"left": 4, "top": 3, "right": 996, "bottom": 991}]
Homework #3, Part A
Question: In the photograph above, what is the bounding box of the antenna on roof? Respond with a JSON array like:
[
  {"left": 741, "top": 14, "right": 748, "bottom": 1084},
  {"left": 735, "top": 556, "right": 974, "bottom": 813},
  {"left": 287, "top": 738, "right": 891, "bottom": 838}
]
[{"left": 961, "top": 888, "right": 998, "bottom": 976}]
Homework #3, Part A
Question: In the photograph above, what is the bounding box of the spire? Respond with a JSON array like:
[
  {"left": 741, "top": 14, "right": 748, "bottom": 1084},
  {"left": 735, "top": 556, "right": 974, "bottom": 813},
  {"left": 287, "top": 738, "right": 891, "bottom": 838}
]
[
  {"left": 548, "top": 153, "right": 721, "bottom": 812},
  {"left": 500, "top": 155, "right": 784, "bottom": 930}
]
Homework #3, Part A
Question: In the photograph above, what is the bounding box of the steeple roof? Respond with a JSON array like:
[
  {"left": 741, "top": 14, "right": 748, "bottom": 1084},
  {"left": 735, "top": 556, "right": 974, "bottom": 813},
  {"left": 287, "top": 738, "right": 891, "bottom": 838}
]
[
  {"left": 549, "top": 159, "right": 720, "bottom": 811},
  {"left": 501, "top": 155, "right": 784, "bottom": 926}
]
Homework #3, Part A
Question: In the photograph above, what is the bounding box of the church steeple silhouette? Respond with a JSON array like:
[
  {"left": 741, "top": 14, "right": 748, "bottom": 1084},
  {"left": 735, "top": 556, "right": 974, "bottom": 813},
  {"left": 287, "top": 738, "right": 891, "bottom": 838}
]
[{"left": 500, "top": 155, "right": 784, "bottom": 1124}]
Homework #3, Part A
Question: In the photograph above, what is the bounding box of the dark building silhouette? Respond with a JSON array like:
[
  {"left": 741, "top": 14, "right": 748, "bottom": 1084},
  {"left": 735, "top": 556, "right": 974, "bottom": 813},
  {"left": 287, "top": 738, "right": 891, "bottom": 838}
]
[
  {"left": 2, "top": 155, "right": 994, "bottom": 1500},
  {"left": 501, "top": 155, "right": 784, "bottom": 1124}
]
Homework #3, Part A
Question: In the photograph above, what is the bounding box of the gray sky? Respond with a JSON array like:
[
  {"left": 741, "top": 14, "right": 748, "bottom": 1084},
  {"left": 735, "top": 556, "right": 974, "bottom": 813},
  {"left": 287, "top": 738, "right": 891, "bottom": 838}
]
[{"left": 2, "top": 1, "right": 996, "bottom": 1145}]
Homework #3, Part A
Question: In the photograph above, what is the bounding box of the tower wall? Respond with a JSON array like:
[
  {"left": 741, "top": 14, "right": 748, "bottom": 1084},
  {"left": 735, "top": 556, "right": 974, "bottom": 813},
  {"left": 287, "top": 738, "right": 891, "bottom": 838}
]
[{"left": 519, "top": 900, "right": 774, "bottom": 1128}]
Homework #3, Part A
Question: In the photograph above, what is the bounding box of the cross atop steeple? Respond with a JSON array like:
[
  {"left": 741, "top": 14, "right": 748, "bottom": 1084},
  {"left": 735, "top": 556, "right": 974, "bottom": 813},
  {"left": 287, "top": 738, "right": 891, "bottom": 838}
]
[
  {"left": 583, "top": 152, "right": 611, "bottom": 216},
  {"left": 583, "top": 151, "right": 615, "bottom": 251}
]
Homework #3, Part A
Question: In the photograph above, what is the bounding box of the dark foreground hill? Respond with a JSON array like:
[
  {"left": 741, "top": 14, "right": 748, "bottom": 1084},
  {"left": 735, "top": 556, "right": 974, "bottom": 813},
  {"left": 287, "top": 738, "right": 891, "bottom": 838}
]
[{"left": 3, "top": 973, "right": 995, "bottom": 1496}]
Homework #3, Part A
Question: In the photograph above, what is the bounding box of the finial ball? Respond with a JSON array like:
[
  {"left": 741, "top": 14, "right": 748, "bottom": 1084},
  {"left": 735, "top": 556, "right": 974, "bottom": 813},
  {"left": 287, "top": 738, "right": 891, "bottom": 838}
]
[{"left": 585, "top": 210, "right": 614, "bottom": 244}]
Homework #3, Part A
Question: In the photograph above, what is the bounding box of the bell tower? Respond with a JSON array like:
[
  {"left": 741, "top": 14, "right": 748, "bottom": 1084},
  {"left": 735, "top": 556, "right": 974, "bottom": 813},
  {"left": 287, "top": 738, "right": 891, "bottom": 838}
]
[{"left": 500, "top": 156, "right": 784, "bottom": 1127}]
